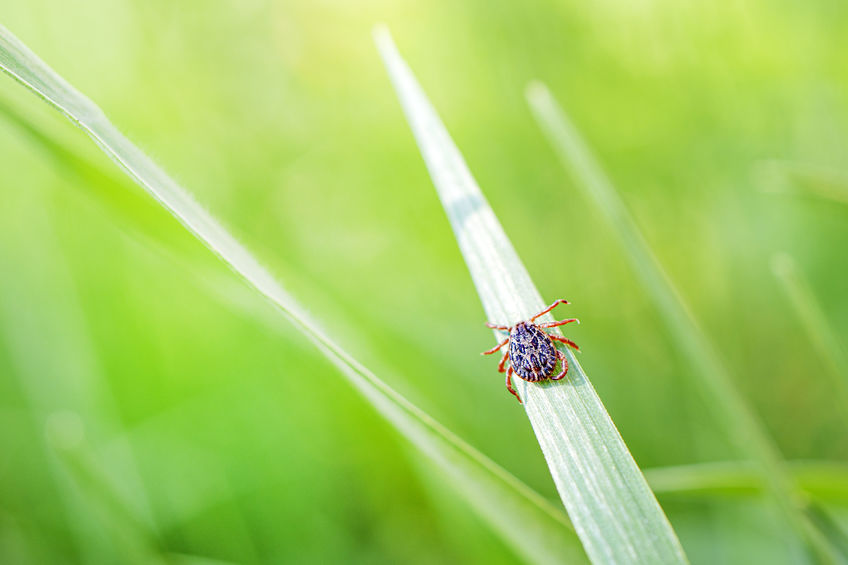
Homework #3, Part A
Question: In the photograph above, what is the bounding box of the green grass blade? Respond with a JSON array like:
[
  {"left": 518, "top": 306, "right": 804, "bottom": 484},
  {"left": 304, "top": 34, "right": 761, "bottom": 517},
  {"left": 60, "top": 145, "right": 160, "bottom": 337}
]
[
  {"left": 646, "top": 461, "right": 848, "bottom": 503},
  {"left": 0, "top": 202, "right": 162, "bottom": 563},
  {"left": 0, "top": 22, "right": 587, "bottom": 565},
  {"left": 527, "top": 81, "right": 842, "bottom": 563},
  {"left": 771, "top": 253, "right": 848, "bottom": 410},
  {"left": 0, "top": 95, "right": 206, "bottom": 260},
  {"left": 755, "top": 160, "right": 848, "bottom": 206},
  {"left": 374, "top": 27, "right": 688, "bottom": 565},
  {"left": 647, "top": 460, "right": 848, "bottom": 554}
]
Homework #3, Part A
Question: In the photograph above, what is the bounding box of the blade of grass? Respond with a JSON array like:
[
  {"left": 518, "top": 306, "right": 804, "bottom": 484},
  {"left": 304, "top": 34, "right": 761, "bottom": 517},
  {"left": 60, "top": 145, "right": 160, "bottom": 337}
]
[
  {"left": 1, "top": 95, "right": 587, "bottom": 565},
  {"left": 167, "top": 553, "right": 242, "bottom": 565},
  {"left": 646, "top": 461, "right": 848, "bottom": 503},
  {"left": 0, "top": 22, "right": 586, "bottom": 565},
  {"left": 0, "top": 203, "right": 162, "bottom": 563},
  {"left": 374, "top": 26, "right": 687, "bottom": 565},
  {"left": 755, "top": 160, "right": 848, "bottom": 206},
  {"left": 771, "top": 253, "right": 848, "bottom": 410},
  {"left": 0, "top": 94, "right": 208, "bottom": 260},
  {"left": 527, "top": 81, "right": 842, "bottom": 563},
  {"left": 807, "top": 505, "right": 848, "bottom": 560},
  {"left": 210, "top": 271, "right": 587, "bottom": 565},
  {"left": 648, "top": 460, "right": 848, "bottom": 557}
]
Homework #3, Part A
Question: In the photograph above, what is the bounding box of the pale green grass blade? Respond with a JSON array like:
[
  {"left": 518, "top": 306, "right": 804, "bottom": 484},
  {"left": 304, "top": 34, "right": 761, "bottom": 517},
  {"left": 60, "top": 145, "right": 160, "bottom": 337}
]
[
  {"left": 0, "top": 95, "right": 204, "bottom": 259},
  {"left": 167, "top": 554, "right": 242, "bottom": 565},
  {"left": 755, "top": 160, "right": 848, "bottom": 206},
  {"left": 646, "top": 461, "right": 848, "bottom": 503},
  {"left": 527, "top": 81, "right": 842, "bottom": 563},
  {"left": 0, "top": 200, "right": 163, "bottom": 563},
  {"left": 771, "top": 254, "right": 848, "bottom": 410},
  {"left": 374, "top": 27, "right": 687, "bottom": 565},
  {"left": 648, "top": 460, "right": 848, "bottom": 555},
  {"left": 0, "top": 22, "right": 586, "bottom": 565},
  {"left": 0, "top": 95, "right": 586, "bottom": 565}
]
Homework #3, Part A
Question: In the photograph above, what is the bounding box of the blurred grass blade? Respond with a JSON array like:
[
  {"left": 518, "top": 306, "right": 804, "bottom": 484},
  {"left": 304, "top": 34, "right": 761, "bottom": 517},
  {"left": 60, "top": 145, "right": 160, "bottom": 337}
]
[
  {"left": 646, "top": 461, "right": 848, "bottom": 503},
  {"left": 771, "top": 253, "right": 848, "bottom": 409},
  {"left": 0, "top": 95, "right": 208, "bottom": 260},
  {"left": 807, "top": 505, "right": 848, "bottom": 560},
  {"left": 0, "top": 22, "right": 587, "bottom": 565},
  {"left": 526, "top": 81, "right": 842, "bottom": 563},
  {"left": 755, "top": 160, "right": 848, "bottom": 205},
  {"left": 647, "top": 460, "right": 848, "bottom": 555},
  {"left": 0, "top": 211, "right": 162, "bottom": 563},
  {"left": 0, "top": 95, "right": 588, "bottom": 565},
  {"left": 374, "top": 27, "right": 687, "bottom": 565}
]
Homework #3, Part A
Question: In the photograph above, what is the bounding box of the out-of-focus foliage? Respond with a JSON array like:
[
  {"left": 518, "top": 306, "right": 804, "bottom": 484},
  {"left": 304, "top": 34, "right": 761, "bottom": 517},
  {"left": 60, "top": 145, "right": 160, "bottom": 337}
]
[{"left": 0, "top": 1, "right": 846, "bottom": 564}]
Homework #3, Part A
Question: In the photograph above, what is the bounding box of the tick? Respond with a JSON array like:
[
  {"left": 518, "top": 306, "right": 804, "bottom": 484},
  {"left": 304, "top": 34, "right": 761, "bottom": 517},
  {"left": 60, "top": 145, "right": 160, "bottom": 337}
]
[{"left": 481, "top": 299, "right": 579, "bottom": 403}]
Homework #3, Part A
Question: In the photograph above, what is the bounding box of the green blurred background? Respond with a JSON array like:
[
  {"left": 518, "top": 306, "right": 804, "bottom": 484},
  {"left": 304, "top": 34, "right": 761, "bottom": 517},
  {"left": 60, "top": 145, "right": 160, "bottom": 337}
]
[{"left": 1, "top": 0, "right": 847, "bottom": 563}]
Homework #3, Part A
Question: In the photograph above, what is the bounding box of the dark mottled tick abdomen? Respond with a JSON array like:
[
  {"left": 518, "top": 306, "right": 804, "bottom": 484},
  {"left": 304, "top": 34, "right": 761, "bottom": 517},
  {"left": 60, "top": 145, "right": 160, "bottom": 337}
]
[
  {"left": 509, "top": 322, "right": 557, "bottom": 382},
  {"left": 482, "top": 298, "right": 578, "bottom": 403}
]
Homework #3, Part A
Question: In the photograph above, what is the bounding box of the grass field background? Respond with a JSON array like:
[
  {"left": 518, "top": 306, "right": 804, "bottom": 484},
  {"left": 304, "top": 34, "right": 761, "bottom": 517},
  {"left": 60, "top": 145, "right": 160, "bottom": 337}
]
[{"left": 1, "top": 1, "right": 847, "bottom": 563}]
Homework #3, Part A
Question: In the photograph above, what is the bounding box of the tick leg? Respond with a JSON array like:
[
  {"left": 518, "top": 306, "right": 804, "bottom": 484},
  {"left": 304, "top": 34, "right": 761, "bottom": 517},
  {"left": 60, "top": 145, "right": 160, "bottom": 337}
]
[
  {"left": 530, "top": 299, "right": 570, "bottom": 322},
  {"left": 551, "top": 350, "right": 569, "bottom": 380},
  {"left": 481, "top": 336, "right": 509, "bottom": 356},
  {"left": 506, "top": 366, "right": 522, "bottom": 403},
  {"left": 538, "top": 318, "right": 578, "bottom": 329},
  {"left": 550, "top": 335, "right": 580, "bottom": 351},
  {"left": 485, "top": 322, "right": 510, "bottom": 330},
  {"left": 497, "top": 349, "right": 510, "bottom": 373}
]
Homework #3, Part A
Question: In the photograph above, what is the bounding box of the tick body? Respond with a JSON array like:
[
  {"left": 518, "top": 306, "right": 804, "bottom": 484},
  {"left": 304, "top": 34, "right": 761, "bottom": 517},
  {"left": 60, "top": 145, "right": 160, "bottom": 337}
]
[
  {"left": 509, "top": 322, "right": 558, "bottom": 382},
  {"left": 481, "top": 299, "right": 579, "bottom": 404}
]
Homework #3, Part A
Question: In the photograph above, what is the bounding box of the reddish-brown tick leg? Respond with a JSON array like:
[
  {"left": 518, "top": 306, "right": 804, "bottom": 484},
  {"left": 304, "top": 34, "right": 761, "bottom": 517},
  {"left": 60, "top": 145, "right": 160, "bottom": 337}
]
[
  {"left": 538, "top": 318, "right": 578, "bottom": 329},
  {"left": 506, "top": 367, "right": 522, "bottom": 403},
  {"left": 485, "top": 322, "right": 511, "bottom": 330},
  {"left": 529, "top": 299, "right": 570, "bottom": 322},
  {"left": 551, "top": 350, "right": 568, "bottom": 380},
  {"left": 550, "top": 335, "right": 580, "bottom": 351},
  {"left": 481, "top": 336, "right": 509, "bottom": 356},
  {"left": 497, "top": 349, "right": 509, "bottom": 373}
]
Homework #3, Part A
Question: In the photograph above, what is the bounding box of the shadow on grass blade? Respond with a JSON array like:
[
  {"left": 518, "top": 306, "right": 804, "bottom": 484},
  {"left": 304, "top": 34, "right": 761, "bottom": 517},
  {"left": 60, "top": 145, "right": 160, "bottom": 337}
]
[
  {"left": 374, "top": 26, "right": 687, "bottom": 565},
  {"left": 0, "top": 22, "right": 585, "bottom": 565}
]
